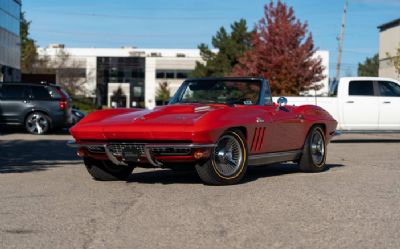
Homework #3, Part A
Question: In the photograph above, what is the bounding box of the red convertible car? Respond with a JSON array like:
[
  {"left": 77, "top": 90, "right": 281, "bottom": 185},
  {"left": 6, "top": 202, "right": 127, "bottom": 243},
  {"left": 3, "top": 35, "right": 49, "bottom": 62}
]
[{"left": 68, "top": 78, "right": 337, "bottom": 185}]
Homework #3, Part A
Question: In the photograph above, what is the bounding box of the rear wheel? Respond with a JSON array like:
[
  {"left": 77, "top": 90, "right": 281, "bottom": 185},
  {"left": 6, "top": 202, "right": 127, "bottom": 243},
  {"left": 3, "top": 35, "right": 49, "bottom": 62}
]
[
  {"left": 84, "top": 157, "right": 134, "bottom": 181},
  {"left": 25, "top": 112, "right": 51, "bottom": 135},
  {"left": 195, "top": 130, "right": 248, "bottom": 185},
  {"left": 299, "top": 126, "right": 327, "bottom": 172}
]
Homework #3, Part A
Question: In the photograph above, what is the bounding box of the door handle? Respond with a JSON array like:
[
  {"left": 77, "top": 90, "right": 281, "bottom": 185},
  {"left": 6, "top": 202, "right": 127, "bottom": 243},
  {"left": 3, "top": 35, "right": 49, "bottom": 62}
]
[
  {"left": 23, "top": 100, "right": 30, "bottom": 104},
  {"left": 383, "top": 101, "right": 391, "bottom": 104},
  {"left": 346, "top": 101, "right": 354, "bottom": 104},
  {"left": 296, "top": 114, "right": 304, "bottom": 119}
]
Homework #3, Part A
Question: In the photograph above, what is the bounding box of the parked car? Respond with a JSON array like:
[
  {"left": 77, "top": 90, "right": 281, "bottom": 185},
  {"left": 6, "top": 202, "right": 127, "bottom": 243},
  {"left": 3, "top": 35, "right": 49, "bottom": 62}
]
[
  {"left": 0, "top": 82, "right": 72, "bottom": 134},
  {"left": 71, "top": 108, "right": 86, "bottom": 125},
  {"left": 68, "top": 77, "right": 337, "bottom": 185},
  {"left": 273, "top": 77, "right": 400, "bottom": 132}
]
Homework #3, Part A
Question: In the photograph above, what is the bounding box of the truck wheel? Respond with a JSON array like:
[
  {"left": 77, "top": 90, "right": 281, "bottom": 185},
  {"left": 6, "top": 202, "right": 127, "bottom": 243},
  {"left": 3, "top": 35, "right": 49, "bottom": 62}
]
[
  {"left": 299, "top": 126, "right": 327, "bottom": 172},
  {"left": 84, "top": 157, "right": 134, "bottom": 181},
  {"left": 25, "top": 112, "right": 51, "bottom": 135},
  {"left": 195, "top": 130, "right": 248, "bottom": 185}
]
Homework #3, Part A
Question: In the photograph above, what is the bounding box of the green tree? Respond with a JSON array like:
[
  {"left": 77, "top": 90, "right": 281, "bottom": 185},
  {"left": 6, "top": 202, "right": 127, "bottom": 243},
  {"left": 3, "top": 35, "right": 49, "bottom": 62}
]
[
  {"left": 156, "top": 82, "right": 171, "bottom": 105},
  {"left": 357, "top": 54, "right": 379, "bottom": 77},
  {"left": 192, "top": 19, "right": 253, "bottom": 77},
  {"left": 20, "top": 12, "right": 38, "bottom": 74}
]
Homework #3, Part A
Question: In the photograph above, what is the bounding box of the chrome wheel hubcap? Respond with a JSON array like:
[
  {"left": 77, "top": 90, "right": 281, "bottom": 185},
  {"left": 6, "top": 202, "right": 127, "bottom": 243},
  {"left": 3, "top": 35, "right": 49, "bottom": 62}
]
[
  {"left": 26, "top": 114, "right": 48, "bottom": 134},
  {"left": 311, "top": 132, "right": 325, "bottom": 165},
  {"left": 213, "top": 135, "right": 243, "bottom": 177}
]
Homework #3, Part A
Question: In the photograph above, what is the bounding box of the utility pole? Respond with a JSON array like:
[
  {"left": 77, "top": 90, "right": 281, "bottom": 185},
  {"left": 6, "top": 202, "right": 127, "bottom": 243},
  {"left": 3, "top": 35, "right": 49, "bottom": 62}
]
[{"left": 335, "top": 0, "right": 348, "bottom": 81}]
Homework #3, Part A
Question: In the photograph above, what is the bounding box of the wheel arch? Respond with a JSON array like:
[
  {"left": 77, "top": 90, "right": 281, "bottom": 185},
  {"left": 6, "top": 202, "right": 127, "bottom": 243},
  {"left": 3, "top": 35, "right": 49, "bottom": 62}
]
[
  {"left": 227, "top": 126, "right": 247, "bottom": 140},
  {"left": 303, "top": 123, "right": 327, "bottom": 148}
]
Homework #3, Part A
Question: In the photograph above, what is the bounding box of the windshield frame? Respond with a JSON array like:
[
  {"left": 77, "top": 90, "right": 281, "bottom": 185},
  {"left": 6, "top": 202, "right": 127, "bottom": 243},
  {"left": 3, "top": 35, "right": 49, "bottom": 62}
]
[{"left": 169, "top": 78, "right": 266, "bottom": 106}]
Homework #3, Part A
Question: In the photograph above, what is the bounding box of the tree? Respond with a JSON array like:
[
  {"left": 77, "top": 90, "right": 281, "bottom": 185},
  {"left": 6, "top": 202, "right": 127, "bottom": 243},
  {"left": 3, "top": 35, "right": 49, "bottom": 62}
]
[
  {"left": 34, "top": 48, "right": 86, "bottom": 97},
  {"left": 386, "top": 47, "right": 400, "bottom": 77},
  {"left": 232, "top": 1, "right": 325, "bottom": 95},
  {"left": 358, "top": 54, "right": 379, "bottom": 77},
  {"left": 192, "top": 19, "right": 253, "bottom": 77},
  {"left": 20, "top": 12, "right": 38, "bottom": 74},
  {"left": 156, "top": 81, "right": 171, "bottom": 105},
  {"left": 110, "top": 86, "right": 127, "bottom": 108}
]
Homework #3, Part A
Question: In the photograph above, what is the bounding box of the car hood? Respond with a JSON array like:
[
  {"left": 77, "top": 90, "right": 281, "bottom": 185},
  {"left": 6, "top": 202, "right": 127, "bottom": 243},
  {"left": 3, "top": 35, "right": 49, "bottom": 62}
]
[{"left": 70, "top": 104, "right": 227, "bottom": 141}]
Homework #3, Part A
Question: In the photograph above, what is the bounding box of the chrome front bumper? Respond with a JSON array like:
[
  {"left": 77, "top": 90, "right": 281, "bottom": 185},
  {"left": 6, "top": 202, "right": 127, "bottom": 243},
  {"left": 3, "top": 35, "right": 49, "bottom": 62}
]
[{"left": 67, "top": 141, "right": 216, "bottom": 167}]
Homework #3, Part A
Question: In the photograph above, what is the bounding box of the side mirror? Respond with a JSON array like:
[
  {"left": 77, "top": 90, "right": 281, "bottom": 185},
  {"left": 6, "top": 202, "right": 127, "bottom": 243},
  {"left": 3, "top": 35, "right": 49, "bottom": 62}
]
[{"left": 277, "top": 97, "right": 288, "bottom": 107}]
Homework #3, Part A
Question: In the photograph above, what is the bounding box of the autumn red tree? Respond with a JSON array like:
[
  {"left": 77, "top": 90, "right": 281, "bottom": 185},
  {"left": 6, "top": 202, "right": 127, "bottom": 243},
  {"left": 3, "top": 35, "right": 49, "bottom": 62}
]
[{"left": 232, "top": 1, "right": 325, "bottom": 95}]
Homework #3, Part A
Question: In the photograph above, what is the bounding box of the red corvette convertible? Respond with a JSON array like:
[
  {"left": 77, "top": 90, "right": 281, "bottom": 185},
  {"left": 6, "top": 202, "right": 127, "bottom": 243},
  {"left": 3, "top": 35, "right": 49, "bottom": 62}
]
[{"left": 68, "top": 78, "right": 337, "bottom": 185}]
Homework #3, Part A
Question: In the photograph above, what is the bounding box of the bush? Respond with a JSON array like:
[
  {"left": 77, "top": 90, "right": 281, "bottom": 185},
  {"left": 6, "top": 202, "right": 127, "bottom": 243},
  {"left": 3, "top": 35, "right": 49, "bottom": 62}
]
[{"left": 72, "top": 98, "right": 97, "bottom": 113}]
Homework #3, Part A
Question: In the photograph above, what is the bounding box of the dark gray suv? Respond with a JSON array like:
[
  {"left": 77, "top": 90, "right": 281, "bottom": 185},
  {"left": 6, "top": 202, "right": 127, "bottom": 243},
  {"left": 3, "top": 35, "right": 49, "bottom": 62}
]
[{"left": 0, "top": 82, "right": 73, "bottom": 134}]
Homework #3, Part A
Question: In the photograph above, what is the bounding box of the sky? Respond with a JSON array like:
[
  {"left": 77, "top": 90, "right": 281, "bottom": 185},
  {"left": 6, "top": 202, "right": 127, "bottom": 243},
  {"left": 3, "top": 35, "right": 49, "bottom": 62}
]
[{"left": 23, "top": 0, "right": 400, "bottom": 78}]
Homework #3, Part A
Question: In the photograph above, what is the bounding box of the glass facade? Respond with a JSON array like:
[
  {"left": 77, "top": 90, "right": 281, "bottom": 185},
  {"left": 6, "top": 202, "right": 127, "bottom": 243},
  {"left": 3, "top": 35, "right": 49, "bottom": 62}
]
[
  {"left": 96, "top": 57, "right": 145, "bottom": 108},
  {"left": 0, "top": 0, "right": 21, "bottom": 82}
]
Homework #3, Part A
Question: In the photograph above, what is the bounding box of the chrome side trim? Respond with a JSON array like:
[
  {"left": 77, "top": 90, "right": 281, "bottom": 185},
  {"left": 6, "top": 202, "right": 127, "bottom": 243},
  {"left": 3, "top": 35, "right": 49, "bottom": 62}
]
[{"left": 248, "top": 150, "right": 302, "bottom": 166}]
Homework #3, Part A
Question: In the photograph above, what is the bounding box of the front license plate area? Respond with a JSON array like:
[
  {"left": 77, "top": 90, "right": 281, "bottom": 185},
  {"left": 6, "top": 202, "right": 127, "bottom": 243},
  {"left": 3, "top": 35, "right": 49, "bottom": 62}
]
[{"left": 122, "top": 147, "right": 141, "bottom": 162}]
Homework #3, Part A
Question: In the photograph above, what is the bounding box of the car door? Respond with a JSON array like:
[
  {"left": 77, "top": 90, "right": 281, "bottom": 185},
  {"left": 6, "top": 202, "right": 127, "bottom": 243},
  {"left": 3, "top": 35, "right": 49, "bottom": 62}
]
[
  {"left": 267, "top": 105, "right": 305, "bottom": 152},
  {"left": 341, "top": 80, "right": 379, "bottom": 130},
  {"left": 377, "top": 80, "right": 400, "bottom": 130},
  {"left": 259, "top": 85, "right": 305, "bottom": 152},
  {"left": 0, "top": 84, "right": 32, "bottom": 124}
]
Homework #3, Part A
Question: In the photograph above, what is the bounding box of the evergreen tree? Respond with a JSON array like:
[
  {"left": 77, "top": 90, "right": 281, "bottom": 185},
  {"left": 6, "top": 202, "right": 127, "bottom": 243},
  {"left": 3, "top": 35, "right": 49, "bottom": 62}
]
[
  {"left": 232, "top": 1, "right": 324, "bottom": 95},
  {"left": 358, "top": 54, "right": 379, "bottom": 77},
  {"left": 20, "top": 12, "right": 38, "bottom": 74},
  {"left": 192, "top": 19, "right": 253, "bottom": 77}
]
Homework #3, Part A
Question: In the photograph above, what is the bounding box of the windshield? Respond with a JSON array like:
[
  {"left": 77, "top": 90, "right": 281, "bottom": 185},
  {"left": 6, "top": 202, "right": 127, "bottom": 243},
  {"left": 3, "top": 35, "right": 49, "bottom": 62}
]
[{"left": 173, "top": 79, "right": 262, "bottom": 105}]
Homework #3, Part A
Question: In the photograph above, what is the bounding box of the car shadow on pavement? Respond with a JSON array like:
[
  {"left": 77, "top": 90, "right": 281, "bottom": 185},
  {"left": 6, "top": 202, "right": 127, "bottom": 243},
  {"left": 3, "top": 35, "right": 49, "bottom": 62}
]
[
  {"left": 126, "top": 163, "right": 345, "bottom": 185},
  {"left": 0, "top": 139, "right": 80, "bottom": 173},
  {"left": 242, "top": 163, "right": 345, "bottom": 184},
  {"left": 332, "top": 139, "right": 400, "bottom": 143},
  {"left": 0, "top": 126, "right": 71, "bottom": 136},
  {"left": 127, "top": 169, "right": 201, "bottom": 185}
]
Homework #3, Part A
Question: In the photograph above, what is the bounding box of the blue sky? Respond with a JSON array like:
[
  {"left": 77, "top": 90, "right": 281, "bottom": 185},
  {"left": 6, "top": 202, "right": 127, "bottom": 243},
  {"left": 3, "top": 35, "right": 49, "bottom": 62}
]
[{"left": 23, "top": 0, "right": 400, "bottom": 77}]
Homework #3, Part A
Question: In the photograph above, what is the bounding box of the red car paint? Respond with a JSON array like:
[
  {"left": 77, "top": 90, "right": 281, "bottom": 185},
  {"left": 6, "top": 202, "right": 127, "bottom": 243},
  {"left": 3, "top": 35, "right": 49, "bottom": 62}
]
[{"left": 69, "top": 78, "right": 337, "bottom": 166}]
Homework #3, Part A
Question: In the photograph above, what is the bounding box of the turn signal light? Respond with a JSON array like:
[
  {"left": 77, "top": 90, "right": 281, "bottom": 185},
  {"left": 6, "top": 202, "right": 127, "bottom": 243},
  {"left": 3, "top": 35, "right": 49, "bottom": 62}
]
[
  {"left": 77, "top": 148, "right": 86, "bottom": 157},
  {"left": 194, "top": 149, "right": 211, "bottom": 159}
]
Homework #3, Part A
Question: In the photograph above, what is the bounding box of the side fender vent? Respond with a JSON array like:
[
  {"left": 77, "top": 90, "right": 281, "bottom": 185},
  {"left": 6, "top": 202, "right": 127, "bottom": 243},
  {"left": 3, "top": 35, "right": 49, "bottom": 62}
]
[{"left": 251, "top": 127, "right": 266, "bottom": 152}]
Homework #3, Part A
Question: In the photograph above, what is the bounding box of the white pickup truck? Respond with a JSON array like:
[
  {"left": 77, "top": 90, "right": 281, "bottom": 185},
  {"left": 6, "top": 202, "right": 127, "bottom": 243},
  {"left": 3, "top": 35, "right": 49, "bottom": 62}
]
[{"left": 273, "top": 77, "right": 400, "bottom": 132}]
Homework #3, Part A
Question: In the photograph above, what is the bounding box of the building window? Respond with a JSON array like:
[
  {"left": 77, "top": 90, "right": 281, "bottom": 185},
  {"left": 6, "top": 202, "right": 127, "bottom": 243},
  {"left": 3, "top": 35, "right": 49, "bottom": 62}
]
[{"left": 156, "top": 70, "right": 192, "bottom": 79}]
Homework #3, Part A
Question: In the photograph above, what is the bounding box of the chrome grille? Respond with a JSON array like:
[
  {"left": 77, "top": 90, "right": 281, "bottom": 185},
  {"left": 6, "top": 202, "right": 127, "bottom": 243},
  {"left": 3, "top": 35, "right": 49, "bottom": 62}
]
[
  {"left": 107, "top": 143, "right": 145, "bottom": 156},
  {"left": 151, "top": 147, "right": 191, "bottom": 156},
  {"left": 87, "top": 145, "right": 105, "bottom": 153}
]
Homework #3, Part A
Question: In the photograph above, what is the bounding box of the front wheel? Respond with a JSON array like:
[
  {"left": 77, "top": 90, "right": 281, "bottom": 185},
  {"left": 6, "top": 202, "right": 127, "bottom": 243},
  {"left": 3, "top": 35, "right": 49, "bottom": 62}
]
[
  {"left": 298, "top": 126, "right": 327, "bottom": 172},
  {"left": 84, "top": 157, "right": 134, "bottom": 181},
  {"left": 195, "top": 130, "right": 248, "bottom": 185}
]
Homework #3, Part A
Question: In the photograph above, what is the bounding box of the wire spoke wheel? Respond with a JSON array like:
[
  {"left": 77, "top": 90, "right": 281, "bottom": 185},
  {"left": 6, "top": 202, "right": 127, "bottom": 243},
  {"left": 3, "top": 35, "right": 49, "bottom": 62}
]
[
  {"left": 213, "top": 134, "right": 244, "bottom": 177},
  {"left": 310, "top": 131, "right": 325, "bottom": 165}
]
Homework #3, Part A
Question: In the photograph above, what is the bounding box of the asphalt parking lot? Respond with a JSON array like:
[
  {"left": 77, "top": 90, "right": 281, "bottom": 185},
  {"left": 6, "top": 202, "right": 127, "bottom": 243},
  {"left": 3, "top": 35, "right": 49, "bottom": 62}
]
[{"left": 1, "top": 131, "right": 400, "bottom": 249}]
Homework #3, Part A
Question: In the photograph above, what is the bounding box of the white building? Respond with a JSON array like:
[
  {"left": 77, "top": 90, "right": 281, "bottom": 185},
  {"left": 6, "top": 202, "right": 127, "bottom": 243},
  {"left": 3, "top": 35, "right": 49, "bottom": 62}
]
[
  {"left": 38, "top": 44, "right": 329, "bottom": 109},
  {"left": 378, "top": 18, "right": 400, "bottom": 81}
]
